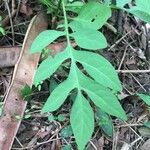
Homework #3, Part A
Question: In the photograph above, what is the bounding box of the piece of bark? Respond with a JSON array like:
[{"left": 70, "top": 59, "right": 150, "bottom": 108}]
[
  {"left": 0, "top": 12, "right": 48, "bottom": 150},
  {"left": 0, "top": 46, "right": 21, "bottom": 68}
]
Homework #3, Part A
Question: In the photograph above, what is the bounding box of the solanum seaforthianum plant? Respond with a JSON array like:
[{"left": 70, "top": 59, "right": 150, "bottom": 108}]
[{"left": 30, "top": 0, "right": 150, "bottom": 149}]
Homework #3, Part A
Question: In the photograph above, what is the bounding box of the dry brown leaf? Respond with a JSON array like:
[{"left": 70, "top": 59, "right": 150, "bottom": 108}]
[{"left": 0, "top": 12, "right": 48, "bottom": 150}]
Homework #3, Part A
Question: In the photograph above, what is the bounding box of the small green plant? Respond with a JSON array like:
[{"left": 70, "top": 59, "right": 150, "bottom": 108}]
[{"left": 30, "top": 0, "right": 150, "bottom": 149}]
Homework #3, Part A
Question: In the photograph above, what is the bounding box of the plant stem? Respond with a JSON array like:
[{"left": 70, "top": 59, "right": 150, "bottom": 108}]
[
  {"left": 61, "top": 0, "right": 81, "bottom": 93},
  {"left": 62, "top": 0, "right": 71, "bottom": 46}
]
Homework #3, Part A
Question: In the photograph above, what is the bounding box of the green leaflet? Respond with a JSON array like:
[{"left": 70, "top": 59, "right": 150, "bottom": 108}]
[
  {"left": 42, "top": 73, "right": 75, "bottom": 112},
  {"left": 34, "top": 49, "right": 69, "bottom": 86},
  {"left": 30, "top": 30, "right": 65, "bottom": 53},
  {"left": 42, "top": 62, "right": 77, "bottom": 112},
  {"left": 77, "top": 69, "right": 127, "bottom": 120},
  {"left": 73, "top": 50, "right": 122, "bottom": 91},
  {"left": 70, "top": 92, "right": 94, "bottom": 150},
  {"left": 70, "top": 28, "right": 107, "bottom": 50},
  {"left": 116, "top": 0, "right": 150, "bottom": 23},
  {"left": 65, "top": 2, "right": 83, "bottom": 13},
  {"left": 134, "top": 0, "right": 150, "bottom": 12},
  {"left": 129, "top": 9, "right": 150, "bottom": 23},
  {"left": 116, "top": 0, "right": 131, "bottom": 8},
  {"left": 69, "top": 2, "right": 111, "bottom": 30},
  {"left": 138, "top": 94, "right": 150, "bottom": 106},
  {"left": 129, "top": 0, "right": 150, "bottom": 23}
]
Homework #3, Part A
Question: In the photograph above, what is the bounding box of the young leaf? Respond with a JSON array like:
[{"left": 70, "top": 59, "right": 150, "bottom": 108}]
[
  {"left": 77, "top": 70, "right": 127, "bottom": 120},
  {"left": 30, "top": 30, "right": 64, "bottom": 53},
  {"left": 57, "top": 114, "right": 65, "bottom": 122},
  {"left": 34, "top": 50, "right": 69, "bottom": 86},
  {"left": 70, "top": 92, "right": 94, "bottom": 150},
  {"left": 138, "top": 94, "right": 150, "bottom": 106},
  {"left": 60, "top": 125, "right": 73, "bottom": 138},
  {"left": 73, "top": 50, "right": 122, "bottom": 91},
  {"left": 69, "top": 2, "right": 111, "bottom": 30},
  {"left": 21, "top": 84, "right": 32, "bottom": 101},
  {"left": 71, "top": 28, "right": 107, "bottom": 50}
]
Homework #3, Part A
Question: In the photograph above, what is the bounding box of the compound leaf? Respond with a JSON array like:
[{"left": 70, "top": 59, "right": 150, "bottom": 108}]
[
  {"left": 30, "top": 30, "right": 64, "bottom": 53},
  {"left": 34, "top": 50, "right": 69, "bottom": 86},
  {"left": 71, "top": 29, "right": 107, "bottom": 50},
  {"left": 70, "top": 92, "right": 94, "bottom": 150},
  {"left": 31, "top": 2, "right": 128, "bottom": 150},
  {"left": 138, "top": 94, "right": 150, "bottom": 106},
  {"left": 73, "top": 50, "right": 122, "bottom": 91},
  {"left": 69, "top": 2, "right": 111, "bottom": 30}
]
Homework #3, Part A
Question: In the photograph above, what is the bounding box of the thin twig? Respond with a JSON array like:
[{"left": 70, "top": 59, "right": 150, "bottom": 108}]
[
  {"left": 89, "top": 140, "right": 98, "bottom": 150},
  {"left": 108, "top": 30, "right": 132, "bottom": 51},
  {"left": 4, "top": 0, "right": 15, "bottom": 45},
  {"left": 118, "top": 46, "right": 128, "bottom": 70},
  {"left": 117, "top": 70, "right": 150, "bottom": 73},
  {"left": 130, "top": 72, "right": 146, "bottom": 91}
]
